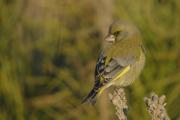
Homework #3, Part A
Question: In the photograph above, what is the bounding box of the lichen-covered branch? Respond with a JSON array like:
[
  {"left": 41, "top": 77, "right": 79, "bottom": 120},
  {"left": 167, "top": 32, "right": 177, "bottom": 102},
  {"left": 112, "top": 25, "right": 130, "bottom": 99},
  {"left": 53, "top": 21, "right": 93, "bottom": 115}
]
[
  {"left": 109, "top": 88, "right": 128, "bottom": 120},
  {"left": 144, "top": 92, "right": 170, "bottom": 120}
]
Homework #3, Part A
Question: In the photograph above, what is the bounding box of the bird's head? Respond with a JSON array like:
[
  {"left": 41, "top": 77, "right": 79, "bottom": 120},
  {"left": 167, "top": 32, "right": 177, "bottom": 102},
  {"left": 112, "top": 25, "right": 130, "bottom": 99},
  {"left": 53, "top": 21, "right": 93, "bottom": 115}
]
[{"left": 104, "top": 20, "right": 140, "bottom": 44}]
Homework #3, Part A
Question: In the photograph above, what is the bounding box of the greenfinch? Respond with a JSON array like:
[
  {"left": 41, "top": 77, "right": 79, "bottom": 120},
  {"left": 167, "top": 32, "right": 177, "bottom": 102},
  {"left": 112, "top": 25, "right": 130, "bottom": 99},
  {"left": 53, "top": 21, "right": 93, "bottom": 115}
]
[{"left": 82, "top": 20, "right": 145, "bottom": 104}]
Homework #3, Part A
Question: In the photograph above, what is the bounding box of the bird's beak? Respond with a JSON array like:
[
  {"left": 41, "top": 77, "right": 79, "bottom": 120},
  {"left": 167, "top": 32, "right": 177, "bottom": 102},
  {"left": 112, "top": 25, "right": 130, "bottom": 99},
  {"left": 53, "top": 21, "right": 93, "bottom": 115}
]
[{"left": 105, "top": 35, "right": 115, "bottom": 43}]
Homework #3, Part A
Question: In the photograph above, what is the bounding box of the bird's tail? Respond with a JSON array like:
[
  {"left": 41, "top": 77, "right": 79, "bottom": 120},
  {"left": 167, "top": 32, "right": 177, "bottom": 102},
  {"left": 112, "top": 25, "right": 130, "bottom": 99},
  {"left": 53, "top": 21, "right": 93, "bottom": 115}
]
[{"left": 81, "top": 87, "right": 99, "bottom": 105}]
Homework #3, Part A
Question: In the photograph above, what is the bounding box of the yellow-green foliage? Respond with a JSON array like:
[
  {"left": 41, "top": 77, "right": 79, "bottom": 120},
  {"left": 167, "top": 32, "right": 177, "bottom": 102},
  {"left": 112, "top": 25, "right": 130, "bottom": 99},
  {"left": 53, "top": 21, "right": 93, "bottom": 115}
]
[{"left": 0, "top": 0, "right": 179, "bottom": 120}]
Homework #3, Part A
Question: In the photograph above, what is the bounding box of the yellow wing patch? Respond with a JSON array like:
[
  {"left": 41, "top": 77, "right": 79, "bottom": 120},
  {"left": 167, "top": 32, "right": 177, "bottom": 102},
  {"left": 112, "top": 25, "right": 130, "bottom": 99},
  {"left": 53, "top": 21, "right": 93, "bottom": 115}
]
[
  {"left": 97, "top": 65, "right": 130, "bottom": 97},
  {"left": 112, "top": 65, "right": 130, "bottom": 82}
]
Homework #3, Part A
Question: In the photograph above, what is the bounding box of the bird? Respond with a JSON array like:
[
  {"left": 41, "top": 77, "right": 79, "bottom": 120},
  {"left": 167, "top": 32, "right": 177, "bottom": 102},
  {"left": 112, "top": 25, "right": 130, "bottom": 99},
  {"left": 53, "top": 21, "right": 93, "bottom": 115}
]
[{"left": 82, "top": 20, "right": 146, "bottom": 104}]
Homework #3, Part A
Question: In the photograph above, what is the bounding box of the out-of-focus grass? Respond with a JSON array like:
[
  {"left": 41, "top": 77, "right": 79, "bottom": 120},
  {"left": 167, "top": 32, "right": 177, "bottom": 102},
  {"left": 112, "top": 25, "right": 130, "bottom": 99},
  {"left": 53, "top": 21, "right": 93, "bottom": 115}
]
[{"left": 0, "top": 0, "right": 179, "bottom": 120}]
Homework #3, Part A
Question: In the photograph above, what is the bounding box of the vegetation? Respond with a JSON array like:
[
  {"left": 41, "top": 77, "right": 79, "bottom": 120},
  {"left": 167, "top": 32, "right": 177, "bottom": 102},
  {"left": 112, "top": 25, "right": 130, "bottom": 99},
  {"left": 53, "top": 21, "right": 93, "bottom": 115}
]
[{"left": 0, "top": 0, "right": 179, "bottom": 120}]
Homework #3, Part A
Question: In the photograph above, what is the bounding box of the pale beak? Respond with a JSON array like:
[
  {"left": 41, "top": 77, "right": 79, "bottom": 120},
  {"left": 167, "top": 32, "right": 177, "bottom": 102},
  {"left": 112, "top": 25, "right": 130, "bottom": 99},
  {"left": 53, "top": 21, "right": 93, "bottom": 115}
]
[{"left": 105, "top": 35, "right": 115, "bottom": 43}]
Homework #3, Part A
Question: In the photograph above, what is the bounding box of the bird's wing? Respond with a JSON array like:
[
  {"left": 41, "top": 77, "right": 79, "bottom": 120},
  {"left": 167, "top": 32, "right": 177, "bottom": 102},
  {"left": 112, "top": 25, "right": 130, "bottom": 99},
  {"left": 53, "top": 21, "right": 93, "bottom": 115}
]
[
  {"left": 94, "top": 51, "right": 138, "bottom": 95},
  {"left": 82, "top": 50, "right": 139, "bottom": 104}
]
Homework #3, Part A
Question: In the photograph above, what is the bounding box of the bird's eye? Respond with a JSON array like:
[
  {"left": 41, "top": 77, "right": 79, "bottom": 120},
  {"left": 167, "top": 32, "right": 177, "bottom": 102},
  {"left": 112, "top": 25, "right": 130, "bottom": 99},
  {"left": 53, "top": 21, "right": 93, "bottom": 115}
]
[{"left": 113, "top": 31, "right": 121, "bottom": 36}]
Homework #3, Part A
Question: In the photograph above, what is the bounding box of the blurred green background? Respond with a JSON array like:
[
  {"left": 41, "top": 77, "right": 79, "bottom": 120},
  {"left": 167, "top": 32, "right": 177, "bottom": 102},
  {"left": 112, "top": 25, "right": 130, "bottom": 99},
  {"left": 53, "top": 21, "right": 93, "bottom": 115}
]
[{"left": 0, "top": 0, "right": 179, "bottom": 120}]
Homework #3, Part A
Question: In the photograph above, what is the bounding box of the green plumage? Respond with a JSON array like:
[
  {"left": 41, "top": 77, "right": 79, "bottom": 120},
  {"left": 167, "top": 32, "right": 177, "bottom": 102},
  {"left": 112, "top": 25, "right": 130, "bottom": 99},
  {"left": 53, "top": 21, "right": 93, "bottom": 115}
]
[{"left": 82, "top": 20, "right": 145, "bottom": 104}]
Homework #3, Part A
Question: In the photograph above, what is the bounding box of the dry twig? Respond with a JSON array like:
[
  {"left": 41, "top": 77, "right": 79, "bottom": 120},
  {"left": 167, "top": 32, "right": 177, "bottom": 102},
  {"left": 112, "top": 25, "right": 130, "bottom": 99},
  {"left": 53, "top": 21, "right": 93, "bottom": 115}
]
[
  {"left": 109, "top": 88, "right": 128, "bottom": 120},
  {"left": 144, "top": 92, "right": 170, "bottom": 120}
]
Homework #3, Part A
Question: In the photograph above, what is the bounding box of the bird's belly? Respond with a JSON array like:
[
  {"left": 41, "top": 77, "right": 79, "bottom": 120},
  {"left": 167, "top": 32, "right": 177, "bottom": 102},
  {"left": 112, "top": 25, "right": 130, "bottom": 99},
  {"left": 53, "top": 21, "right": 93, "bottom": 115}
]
[{"left": 114, "top": 51, "right": 145, "bottom": 87}]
